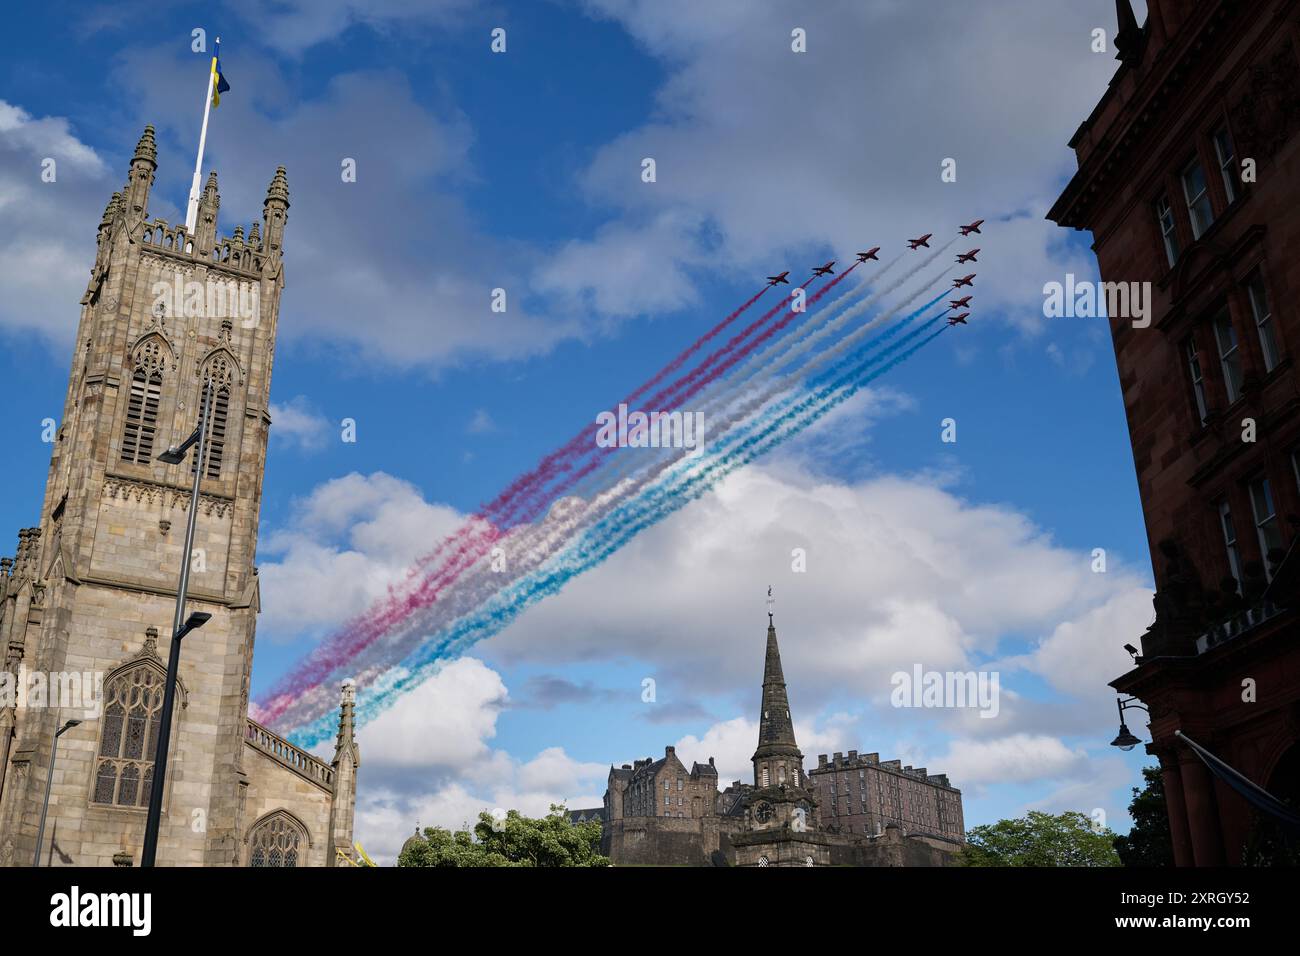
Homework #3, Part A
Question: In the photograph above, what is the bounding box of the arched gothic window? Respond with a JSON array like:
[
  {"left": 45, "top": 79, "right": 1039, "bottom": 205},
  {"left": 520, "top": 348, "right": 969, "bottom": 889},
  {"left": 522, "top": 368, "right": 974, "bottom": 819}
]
[
  {"left": 121, "top": 339, "right": 167, "bottom": 464},
  {"left": 194, "top": 355, "right": 234, "bottom": 480},
  {"left": 248, "top": 812, "right": 308, "bottom": 867},
  {"left": 91, "top": 664, "right": 165, "bottom": 809}
]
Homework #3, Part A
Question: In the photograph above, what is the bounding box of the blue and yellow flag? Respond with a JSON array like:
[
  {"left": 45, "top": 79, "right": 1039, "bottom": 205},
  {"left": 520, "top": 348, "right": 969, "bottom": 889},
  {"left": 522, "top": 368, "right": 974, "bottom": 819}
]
[{"left": 211, "top": 40, "right": 231, "bottom": 108}]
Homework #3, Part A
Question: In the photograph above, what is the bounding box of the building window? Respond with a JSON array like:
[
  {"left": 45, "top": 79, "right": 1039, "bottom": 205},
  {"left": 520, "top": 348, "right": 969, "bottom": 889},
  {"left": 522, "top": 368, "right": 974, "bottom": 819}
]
[
  {"left": 677, "top": 778, "right": 683, "bottom": 791},
  {"left": 195, "top": 355, "right": 235, "bottom": 480},
  {"left": 1213, "top": 312, "right": 1243, "bottom": 404},
  {"left": 1213, "top": 127, "right": 1238, "bottom": 204},
  {"left": 1249, "top": 477, "right": 1284, "bottom": 577},
  {"left": 1186, "top": 338, "right": 1209, "bottom": 424},
  {"left": 1246, "top": 276, "right": 1280, "bottom": 373},
  {"left": 1219, "top": 500, "right": 1243, "bottom": 587},
  {"left": 121, "top": 340, "right": 168, "bottom": 465},
  {"left": 1156, "top": 195, "right": 1179, "bottom": 267},
  {"left": 248, "top": 812, "right": 307, "bottom": 867},
  {"left": 1182, "top": 157, "right": 1214, "bottom": 239},
  {"left": 761, "top": 766, "right": 770, "bottom": 787},
  {"left": 92, "top": 664, "right": 165, "bottom": 809}
]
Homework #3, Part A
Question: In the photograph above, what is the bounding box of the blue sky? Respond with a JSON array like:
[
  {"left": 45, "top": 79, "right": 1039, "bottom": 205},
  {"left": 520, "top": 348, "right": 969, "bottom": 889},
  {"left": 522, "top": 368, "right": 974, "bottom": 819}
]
[{"left": 1, "top": 0, "right": 1157, "bottom": 859}]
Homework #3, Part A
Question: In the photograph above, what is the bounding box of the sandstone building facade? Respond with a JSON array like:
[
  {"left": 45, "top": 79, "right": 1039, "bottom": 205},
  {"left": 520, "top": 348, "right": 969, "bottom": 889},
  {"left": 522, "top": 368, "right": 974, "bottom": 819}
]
[
  {"left": 584, "top": 614, "right": 964, "bottom": 865},
  {"left": 808, "top": 751, "right": 964, "bottom": 842},
  {"left": 0, "top": 127, "right": 358, "bottom": 867},
  {"left": 1049, "top": 0, "right": 1300, "bottom": 865}
]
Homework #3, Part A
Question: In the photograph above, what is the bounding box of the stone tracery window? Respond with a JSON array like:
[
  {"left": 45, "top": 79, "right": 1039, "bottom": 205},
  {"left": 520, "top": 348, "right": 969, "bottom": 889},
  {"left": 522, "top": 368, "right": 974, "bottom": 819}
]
[
  {"left": 91, "top": 664, "right": 165, "bottom": 809},
  {"left": 248, "top": 812, "right": 308, "bottom": 867}
]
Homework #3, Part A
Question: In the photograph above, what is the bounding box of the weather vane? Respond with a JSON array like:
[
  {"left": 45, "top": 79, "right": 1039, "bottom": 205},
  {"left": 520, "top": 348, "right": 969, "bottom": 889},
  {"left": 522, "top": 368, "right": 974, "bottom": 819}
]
[{"left": 767, "top": 585, "right": 774, "bottom": 623}]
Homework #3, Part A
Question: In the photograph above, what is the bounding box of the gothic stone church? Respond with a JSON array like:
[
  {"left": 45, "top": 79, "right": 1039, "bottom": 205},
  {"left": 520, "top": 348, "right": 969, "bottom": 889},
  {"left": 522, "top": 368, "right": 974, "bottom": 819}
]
[
  {"left": 0, "top": 127, "right": 358, "bottom": 867},
  {"left": 584, "top": 616, "right": 966, "bottom": 866}
]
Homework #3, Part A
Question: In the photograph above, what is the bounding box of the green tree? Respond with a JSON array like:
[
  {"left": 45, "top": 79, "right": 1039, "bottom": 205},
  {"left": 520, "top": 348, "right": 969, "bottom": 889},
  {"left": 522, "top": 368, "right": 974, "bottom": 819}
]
[
  {"left": 398, "top": 804, "right": 610, "bottom": 867},
  {"left": 961, "top": 810, "right": 1121, "bottom": 867},
  {"left": 1113, "top": 765, "right": 1174, "bottom": 866}
]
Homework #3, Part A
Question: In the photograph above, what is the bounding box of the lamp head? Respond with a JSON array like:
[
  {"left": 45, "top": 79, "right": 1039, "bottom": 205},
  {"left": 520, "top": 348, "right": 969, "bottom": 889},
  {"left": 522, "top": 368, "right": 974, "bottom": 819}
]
[
  {"left": 176, "top": 611, "right": 213, "bottom": 640},
  {"left": 1110, "top": 722, "right": 1142, "bottom": 751}
]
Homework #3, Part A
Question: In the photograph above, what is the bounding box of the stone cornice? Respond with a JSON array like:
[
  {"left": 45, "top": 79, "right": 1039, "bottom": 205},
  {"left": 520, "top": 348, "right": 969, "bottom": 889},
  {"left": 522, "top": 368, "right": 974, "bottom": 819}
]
[{"left": 1048, "top": 1, "right": 1239, "bottom": 229}]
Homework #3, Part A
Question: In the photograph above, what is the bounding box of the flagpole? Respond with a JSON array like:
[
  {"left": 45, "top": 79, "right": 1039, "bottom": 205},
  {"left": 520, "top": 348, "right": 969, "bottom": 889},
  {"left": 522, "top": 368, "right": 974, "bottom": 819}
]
[{"left": 184, "top": 37, "right": 219, "bottom": 235}]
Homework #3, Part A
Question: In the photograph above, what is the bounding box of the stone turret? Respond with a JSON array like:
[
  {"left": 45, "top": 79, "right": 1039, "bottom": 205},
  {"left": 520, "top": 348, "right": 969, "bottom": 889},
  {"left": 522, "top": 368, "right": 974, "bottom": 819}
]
[
  {"left": 124, "top": 125, "right": 156, "bottom": 219},
  {"left": 196, "top": 170, "right": 220, "bottom": 255},
  {"left": 262, "top": 166, "right": 289, "bottom": 258},
  {"left": 328, "top": 679, "right": 360, "bottom": 865}
]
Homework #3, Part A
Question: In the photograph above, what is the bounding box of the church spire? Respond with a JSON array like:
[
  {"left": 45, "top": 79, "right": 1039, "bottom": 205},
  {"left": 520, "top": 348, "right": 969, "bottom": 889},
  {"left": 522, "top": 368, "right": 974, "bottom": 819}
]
[{"left": 753, "top": 592, "right": 801, "bottom": 768}]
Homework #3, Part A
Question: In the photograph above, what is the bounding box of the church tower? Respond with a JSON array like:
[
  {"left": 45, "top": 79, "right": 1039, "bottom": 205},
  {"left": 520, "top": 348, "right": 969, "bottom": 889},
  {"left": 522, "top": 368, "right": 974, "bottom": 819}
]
[
  {"left": 0, "top": 126, "right": 346, "bottom": 867},
  {"left": 733, "top": 597, "right": 829, "bottom": 866}
]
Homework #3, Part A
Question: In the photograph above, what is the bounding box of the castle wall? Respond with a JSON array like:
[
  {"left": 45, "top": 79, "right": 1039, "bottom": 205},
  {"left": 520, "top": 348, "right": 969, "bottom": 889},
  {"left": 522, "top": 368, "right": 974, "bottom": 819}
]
[
  {"left": 602, "top": 816, "right": 743, "bottom": 867},
  {"left": 827, "top": 827, "right": 963, "bottom": 867}
]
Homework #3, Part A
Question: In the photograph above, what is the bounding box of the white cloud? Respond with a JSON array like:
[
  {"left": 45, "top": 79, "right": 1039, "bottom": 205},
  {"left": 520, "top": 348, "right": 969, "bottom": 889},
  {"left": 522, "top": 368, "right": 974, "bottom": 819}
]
[
  {"left": 484, "top": 466, "right": 1153, "bottom": 704},
  {"left": 543, "top": 0, "right": 1120, "bottom": 334},
  {"left": 259, "top": 463, "right": 1153, "bottom": 729},
  {"left": 257, "top": 472, "right": 464, "bottom": 643},
  {"left": 925, "top": 733, "right": 1088, "bottom": 787},
  {"left": 230, "top": 0, "right": 474, "bottom": 56},
  {"left": 354, "top": 657, "right": 509, "bottom": 769},
  {"left": 312, "top": 654, "right": 608, "bottom": 863},
  {"left": 0, "top": 101, "right": 111, "bottom": 345},
  {"left": 259, "top": 461, "right": 1154, "bottom": 842},
  {"left": 533, "top": 209, "right": 709, "bottom": 319},
  {"left": 671, "top": 712, "right": 861, "bottom": 786},
  {"left": 466, "top": 408, "right": 497, "bottom": 434},
  {"left": 269, "top": 395, "right": 331, "bottom": 451},
  {"left": 95, "top": 50, "right": 586, "bottom": 371}
]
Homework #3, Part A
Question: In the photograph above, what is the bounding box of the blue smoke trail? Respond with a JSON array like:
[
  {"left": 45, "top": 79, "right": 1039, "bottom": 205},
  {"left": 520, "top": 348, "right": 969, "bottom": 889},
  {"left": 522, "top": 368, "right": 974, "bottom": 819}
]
[{"left": 289, "top": 311, "right": 950, "bottom": 747}]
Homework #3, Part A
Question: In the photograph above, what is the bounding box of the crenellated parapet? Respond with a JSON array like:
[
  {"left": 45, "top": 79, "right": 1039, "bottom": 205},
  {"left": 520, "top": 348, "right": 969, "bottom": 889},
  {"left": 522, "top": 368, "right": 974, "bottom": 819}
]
[{"left": 138, "top": 218, "right": 270, "bottom": 278}]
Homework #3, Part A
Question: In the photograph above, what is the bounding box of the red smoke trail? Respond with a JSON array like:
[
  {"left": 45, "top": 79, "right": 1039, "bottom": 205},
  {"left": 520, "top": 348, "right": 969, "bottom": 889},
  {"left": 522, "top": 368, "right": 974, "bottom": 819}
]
[
  {"left": 259, "top": 271, "right": 865, "bottom": 721},
  {"left": 257, "top": 282, "right": 778, "bottom": 720},
  {"left": 259, "top": 269, "right": 865, "bottom": 722},
  {"left": 517, "top": 264, "right": 863, "bottom": 503},
  {"left": 622, "top": 286, "right": 768, "bottom": 407}
]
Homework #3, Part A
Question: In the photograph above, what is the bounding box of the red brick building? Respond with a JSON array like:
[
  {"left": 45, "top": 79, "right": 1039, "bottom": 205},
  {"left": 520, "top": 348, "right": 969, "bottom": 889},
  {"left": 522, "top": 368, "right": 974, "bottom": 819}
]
[{"left": 1048, "top": 0, "right": 1300, "bottom": 865}]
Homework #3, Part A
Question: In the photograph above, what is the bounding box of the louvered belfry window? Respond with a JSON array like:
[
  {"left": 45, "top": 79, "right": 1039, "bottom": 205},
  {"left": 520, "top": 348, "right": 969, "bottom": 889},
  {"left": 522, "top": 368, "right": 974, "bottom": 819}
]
[
  {"left": 121, "top": 339, "right": 166, "bottom": 464},
  {"left": 193, "top": 355, "right": 234, "bottom": 480}
]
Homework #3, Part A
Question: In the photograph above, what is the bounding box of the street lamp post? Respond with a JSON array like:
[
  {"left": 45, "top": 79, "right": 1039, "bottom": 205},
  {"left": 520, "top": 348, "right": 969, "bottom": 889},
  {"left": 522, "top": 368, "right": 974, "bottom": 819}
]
[
  {"left": 1109, "top": 696, "right": 1149, "bottom": 751},
  {"left": 141, "top": 382, "right": 216, "bottom": 867},
  {"left": 33, "top": 717, "right": 82, "bottom": 867}
]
